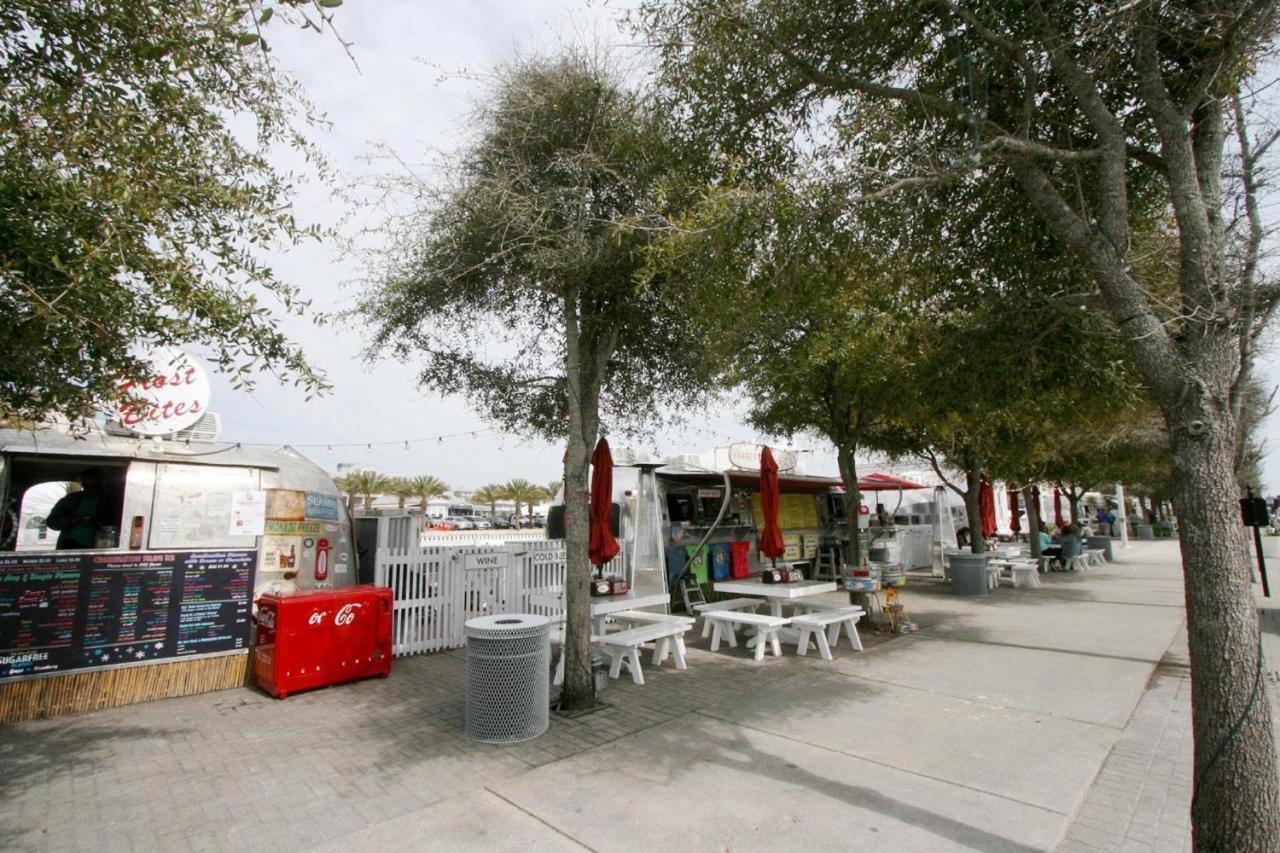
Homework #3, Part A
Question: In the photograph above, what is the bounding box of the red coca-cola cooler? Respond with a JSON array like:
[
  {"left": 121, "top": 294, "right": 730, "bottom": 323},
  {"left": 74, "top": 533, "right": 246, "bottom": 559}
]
[{"left": 253, "top": 585, "right": 393, "bottom": 699}]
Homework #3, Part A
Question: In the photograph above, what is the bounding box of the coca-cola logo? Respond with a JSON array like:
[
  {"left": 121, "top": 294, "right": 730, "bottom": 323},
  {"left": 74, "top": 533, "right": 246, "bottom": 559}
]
[{"left": 306, "top": 603, "right": 363, "bottom": 627}]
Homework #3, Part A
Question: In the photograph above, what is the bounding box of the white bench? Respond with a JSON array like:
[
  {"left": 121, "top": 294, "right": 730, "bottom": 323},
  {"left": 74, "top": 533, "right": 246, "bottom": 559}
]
[
  {"left": 610, "top": 610, "right": 696, "bottom": 629},
  {"left": 702, "top": 611, "right": 790, "bottom": 661},
  {"left": 694, "top": 598, "right": 762, "bottom": 637},
  {"left": 592, "top": 622, "right": 692, "bottom": 685},
  {"left": 791, "top": 609, "right": 865, "bottom": 660}
]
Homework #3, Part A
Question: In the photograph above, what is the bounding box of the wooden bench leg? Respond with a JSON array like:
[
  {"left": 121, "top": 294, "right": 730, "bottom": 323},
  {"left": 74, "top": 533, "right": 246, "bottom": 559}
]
[
  {"left": 626, "top": 648, "right": 644, "bottom": 685},
  {"left": 701, "top": 618, "right": 713, "bottom": 639},
  {"left": 827, "top": 623, "right": 841, "bottom": 647},
  {"left": 795, "top": 626, "right": 812, "bottom": 656},
  {"left": 672, "top": 635, "right": 688, "bottom": 670},
  {"left": 724, "top": 623, "right": 737, "bottom": 648},
  {"left": 844, "top": 619, "right": 864, "bottom": 652},
  {"left": 652, "top": 637, "right": 670, "bottom": 666},
  {"left": 813, "top": 628, "right": 833, "bottom": 661}
]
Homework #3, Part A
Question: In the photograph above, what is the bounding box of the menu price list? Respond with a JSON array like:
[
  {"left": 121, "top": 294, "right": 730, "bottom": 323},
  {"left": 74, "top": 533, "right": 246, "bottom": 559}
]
[
  {"left": 0, "top": 553, "right": 84, "bottom": 678},
  {"left": 0, "top": 550, "right": 256, "bottom": 680},
  {"left": 175, "top": 551, "right": 254, "bottom": 655}
]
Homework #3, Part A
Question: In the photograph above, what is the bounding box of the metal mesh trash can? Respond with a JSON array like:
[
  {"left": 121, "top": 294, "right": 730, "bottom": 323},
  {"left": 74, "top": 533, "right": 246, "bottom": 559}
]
[
  {"left": 949, "top": 552, "right": 989, "bottom": 597},
  {"left": 464, "top": 614, "right": 550, "bottom": 744}
]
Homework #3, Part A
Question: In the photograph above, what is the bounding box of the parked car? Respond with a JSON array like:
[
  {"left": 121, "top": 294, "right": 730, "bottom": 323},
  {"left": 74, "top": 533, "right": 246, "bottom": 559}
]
[
  {"left": 472, "top": 518, "right": 492, "bottom": 530},
  {"left": 531, "top": 514, "right": 547, "bottom": 527},
  {"left": 445, "top": 516, "right": 476, "bottom": 530},
  {"left": 429, "top": 518, "right": 458, "bottom": 531},
  {"left": 492, "top": 516, "right": 513, "bottom": 529}
]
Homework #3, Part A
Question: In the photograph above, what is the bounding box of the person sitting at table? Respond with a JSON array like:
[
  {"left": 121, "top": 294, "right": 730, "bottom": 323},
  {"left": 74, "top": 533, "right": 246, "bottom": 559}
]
[
  {"left": 956, "top": 526, "right": 971, "bottom": 548},
  {"left": 1058, "top": 523, "right": 1083, "bottom": 570},
  {"left": 1038, "top": 523, "right": 1063, "bottom": 566}
]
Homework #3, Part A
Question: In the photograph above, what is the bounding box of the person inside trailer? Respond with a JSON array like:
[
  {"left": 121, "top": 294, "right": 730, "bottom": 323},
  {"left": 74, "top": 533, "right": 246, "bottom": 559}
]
[{"left": 45, "top": 468, "right": 110, "bottom": 549}]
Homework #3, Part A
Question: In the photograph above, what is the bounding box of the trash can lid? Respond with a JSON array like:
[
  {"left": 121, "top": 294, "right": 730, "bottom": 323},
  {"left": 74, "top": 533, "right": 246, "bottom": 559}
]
[{"left": 464, "top": 614, "right": 550, "bottom": 632}]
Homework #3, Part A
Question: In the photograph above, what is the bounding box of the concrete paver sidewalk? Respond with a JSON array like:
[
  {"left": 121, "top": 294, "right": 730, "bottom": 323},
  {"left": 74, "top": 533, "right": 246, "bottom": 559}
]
[{"left": 1, "top": 539, "right": 1275, "bottom": 852}]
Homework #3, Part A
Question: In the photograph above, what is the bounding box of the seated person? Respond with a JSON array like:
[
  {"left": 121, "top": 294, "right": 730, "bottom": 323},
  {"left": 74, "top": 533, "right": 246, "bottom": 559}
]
[
  {"left": 45, "top": 468, "right": 110, "bottom": 549},
  {"left": 1037, "top": 523, "right": 1062, "bottom": 560},
  {"left": 1058, "top": 523, "right": 1083, "bottom": 569},
  {"left": 956, "top": 526, "right": 971, "bottom": 548}
]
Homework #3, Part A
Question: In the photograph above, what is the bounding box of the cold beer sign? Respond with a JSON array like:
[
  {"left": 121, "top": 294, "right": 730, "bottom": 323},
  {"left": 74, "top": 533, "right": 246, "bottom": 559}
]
[{"left": 115, "top": 347, "right": 211, "bottom": 436}]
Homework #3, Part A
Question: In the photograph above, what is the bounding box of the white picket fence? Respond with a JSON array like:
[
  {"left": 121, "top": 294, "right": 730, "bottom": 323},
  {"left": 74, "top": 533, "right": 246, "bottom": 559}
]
[{"left": 372, "top": 516, "right": 622, "bottom": 656}]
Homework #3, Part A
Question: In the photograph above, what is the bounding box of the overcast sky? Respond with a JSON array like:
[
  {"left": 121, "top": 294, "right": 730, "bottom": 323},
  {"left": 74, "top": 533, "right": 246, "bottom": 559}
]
[{"left": 203, "top": 1, "right": 1280, "bottom": 495}]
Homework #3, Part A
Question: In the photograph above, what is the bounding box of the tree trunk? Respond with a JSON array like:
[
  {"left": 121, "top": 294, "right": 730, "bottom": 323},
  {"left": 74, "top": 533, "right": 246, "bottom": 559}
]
[
  {"left": 1170, "top": 408, "right": 1279, "bottom": 850},
  {"left": 835, "top": 442, "right": 861, "bottom": 565},
  {"left": 1069, "top": 486, "right": 1081, "bottom": 526},
  {"left": 1025, "top": 485, "right": 1042, "bottom": 558},
  {"left": 963, "top": 465, "right": 985, "bottom": 555},
  {"left": 559, "top": 292, "right": 609, "bottom": 712}
]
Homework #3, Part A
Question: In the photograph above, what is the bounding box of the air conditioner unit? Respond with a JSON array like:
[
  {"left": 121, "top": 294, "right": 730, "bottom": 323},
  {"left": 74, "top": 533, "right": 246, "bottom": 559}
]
[{"left": 169, "top": 412, "right": 222, "bottom": 444}]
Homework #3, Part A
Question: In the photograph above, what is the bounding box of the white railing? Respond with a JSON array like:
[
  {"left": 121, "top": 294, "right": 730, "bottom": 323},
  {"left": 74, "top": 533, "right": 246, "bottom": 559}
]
[
  {"left": 418, "top": 528, "right": 547, "bottom": 546},
  {"left": 372, "top": 515, "right": 625, "bottom": 656}
]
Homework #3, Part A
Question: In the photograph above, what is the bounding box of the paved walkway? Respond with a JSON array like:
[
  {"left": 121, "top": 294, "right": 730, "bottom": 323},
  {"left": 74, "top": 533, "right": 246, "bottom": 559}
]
[{"left": 1, "top": 539, "right": 1276, "bottom": 852}]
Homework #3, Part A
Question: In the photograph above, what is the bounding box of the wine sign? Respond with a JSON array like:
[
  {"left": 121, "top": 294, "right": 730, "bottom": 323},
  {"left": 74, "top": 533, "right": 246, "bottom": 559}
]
[{"left": 116, "top": 347, "right": 211, "bottom": 436}]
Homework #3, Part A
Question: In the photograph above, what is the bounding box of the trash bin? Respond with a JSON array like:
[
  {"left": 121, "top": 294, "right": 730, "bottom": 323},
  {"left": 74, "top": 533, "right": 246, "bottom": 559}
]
[
  {"left": 464, "top": 614, "right": 550, "bottom": 744},
  {"left": 1135, "top": 524, "right": 1154, "bottom": 540},
  {"left": 949, "top": 552, "right": 989, "bottom": 597},
  {"left": 1085, "top": 535, "right": 1113, "bottom": 561}
]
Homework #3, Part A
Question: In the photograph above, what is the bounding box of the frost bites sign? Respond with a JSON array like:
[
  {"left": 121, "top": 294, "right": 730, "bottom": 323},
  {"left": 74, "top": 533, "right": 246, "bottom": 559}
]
[{"left": 116, "top": 348, "right": 211, "bottom": 436}]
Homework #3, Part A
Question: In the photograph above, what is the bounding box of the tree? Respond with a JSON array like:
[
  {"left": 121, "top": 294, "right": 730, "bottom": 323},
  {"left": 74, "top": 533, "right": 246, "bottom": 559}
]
[
  {"left": 332, "top": 474, "right": 358, "bottom": 512},
  {"left": 501, "top": 479, "right": 545, "bottom": 528},
  {"left": 546, "top": 480, "right": 562, "bottom": 501},
  {"left": 343, "top": 470, "right": 390, "bottom": 511},
  {"left": 650, "top": 181, "right": 908, "bottom": 565},
  {"left": 472, "top": 484, "right": 505, "bottom": 520},
  {"left": 386, "top": 477, "right": 415, "bottom": 510},
  {"left": 359, "top": 51, "right": 709, "bottom": 710},
  {"left": 404, "top": 474, "right": 449, "bottom": 516},
  {"left": 641, "top": 2, "right": 1280, "bottom": 844},
  {"left": 0, "top": 1, "right": 340, "bottom": 422}
]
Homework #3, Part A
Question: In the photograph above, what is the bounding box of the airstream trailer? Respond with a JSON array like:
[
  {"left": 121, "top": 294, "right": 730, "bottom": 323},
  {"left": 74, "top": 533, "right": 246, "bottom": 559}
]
[{"left": 0, "top": 426, "right": 356, "bottom": 722}]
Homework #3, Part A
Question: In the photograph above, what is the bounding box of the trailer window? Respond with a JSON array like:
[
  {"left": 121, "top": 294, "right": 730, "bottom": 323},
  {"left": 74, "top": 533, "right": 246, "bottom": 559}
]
[
  {"left": 2, "top": 458, "right": 127, "bottom": 552},
  {"left": 148, "top": 463, "right": 259, "bottom": 549}
]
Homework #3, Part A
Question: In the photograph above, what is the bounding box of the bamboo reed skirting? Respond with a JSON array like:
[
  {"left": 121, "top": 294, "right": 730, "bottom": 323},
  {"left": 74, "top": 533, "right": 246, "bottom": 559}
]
[{"left": 0, "top": 653, "right": 252, "bottom": 724}]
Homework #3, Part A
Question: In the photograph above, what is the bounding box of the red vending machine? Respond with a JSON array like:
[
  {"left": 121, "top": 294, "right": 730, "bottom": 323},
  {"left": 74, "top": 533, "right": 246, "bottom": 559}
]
[{"left": 253, "top": 585, "right": 393, "bottom": 699}]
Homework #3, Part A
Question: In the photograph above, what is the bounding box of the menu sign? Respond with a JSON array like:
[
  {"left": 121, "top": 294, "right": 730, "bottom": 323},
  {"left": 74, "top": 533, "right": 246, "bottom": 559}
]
[{"left": 0, "top": 550, "right": 255, "bottom": 680}]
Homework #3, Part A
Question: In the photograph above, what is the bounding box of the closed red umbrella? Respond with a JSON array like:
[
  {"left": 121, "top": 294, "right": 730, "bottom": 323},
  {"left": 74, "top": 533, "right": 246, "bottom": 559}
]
[
  {"left": 758, "top": 447, "right": 785, "bottom": 562},
  {"left": 978, "top": 478, "right": 997, "bottom": 539},
  {"left": 1054, "top": 488, "right": 1066, "bottom": 527},
  {"left": 1008, "top": 488, "right": 1021, "bottom": 534},
  {"left": 588, "top": 438, "right": 620, "bottom": 569}
]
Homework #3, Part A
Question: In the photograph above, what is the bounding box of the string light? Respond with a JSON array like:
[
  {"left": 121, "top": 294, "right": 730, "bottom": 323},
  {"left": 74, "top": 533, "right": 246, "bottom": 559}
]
[
  {"left": 217, "top": 426, "right": 498, "bottom": 451},
  {"left": 326, "top": 445, "right": 333, "bottom": 455}
]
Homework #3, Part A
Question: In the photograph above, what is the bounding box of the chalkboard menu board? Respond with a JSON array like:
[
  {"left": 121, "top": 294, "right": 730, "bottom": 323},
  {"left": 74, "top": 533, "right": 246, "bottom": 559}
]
[{"left": 0, "top": 550, "right": 255, "bottom": 680}]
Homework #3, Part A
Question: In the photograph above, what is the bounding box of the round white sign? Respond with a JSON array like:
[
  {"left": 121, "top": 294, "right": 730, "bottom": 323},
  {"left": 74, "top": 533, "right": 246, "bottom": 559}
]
[
  {"left": 115, "top": 348, "right": 211, "bottom": 436},
  {"left": 727, "top": 442, "right": 798, "bottom": 472}
]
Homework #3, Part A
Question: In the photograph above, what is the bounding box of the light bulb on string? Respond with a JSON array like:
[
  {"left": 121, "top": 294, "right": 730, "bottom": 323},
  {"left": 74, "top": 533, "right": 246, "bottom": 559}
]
[
  {"left": 366, "top": 443, "right": 372, "bottom": 453},
  {"left": 404, "top": 441, "right": 410, "bottom": 451},
  {"left": 437, "top": 437, "right": 443, "bottom": 445},
  {"left": 327, "top": 445, "right": 333, "bottom": 455}
]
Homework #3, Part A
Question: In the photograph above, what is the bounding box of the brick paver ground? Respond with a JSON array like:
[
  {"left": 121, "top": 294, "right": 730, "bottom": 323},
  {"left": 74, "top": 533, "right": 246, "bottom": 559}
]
[
  {"left": 1057, "top": 650, "right": 1195, "bottom": 853},
  {"left": 0, "top": 628, "right": 889, "bottom": 852}
]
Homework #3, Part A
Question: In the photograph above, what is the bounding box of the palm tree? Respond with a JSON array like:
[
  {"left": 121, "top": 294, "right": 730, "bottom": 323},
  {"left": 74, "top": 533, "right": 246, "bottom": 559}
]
[
  {"left": 344, "top": 469, "right": 392, "bottom": 510},
  {"left": 502, "top": 478, "right": 543, "bottom": 529},
  {"left": 332, "top": 474, "right": 359, "bottom": 511},
  {"left": 472, "top": 484, "right": 505, "bottom": 520},
  {"left": 385, "top": 477, "right": 417, "bottom": 509},
  {"left": 405, "top": 474, "right": 449, "bottom": 517},
  {"left": 546, "top": 479, "right": 562, "bottom": 501}
]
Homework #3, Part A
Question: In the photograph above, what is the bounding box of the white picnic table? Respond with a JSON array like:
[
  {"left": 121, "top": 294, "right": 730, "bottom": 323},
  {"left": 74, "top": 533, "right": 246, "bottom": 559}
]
[
  {"left": 529, "top": 591, "right": 669, "bottom": 635},
  {"left": 712, "top": 576, "right": 838, "bottom": 646}
]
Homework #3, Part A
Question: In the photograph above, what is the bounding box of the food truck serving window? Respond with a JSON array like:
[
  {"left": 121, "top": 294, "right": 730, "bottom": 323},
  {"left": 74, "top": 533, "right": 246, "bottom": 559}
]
[
  {"left": 2, "top": 456, "right": 127, "bottom": 552},
  {"left": 148, "top": 463, "right": 259, "bottom": 549}
]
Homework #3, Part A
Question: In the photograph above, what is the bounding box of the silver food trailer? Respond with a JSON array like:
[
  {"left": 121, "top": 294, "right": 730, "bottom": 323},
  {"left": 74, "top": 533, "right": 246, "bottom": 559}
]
[{"left": 0, "top": 425, "right": 356, "bottom": 722}]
